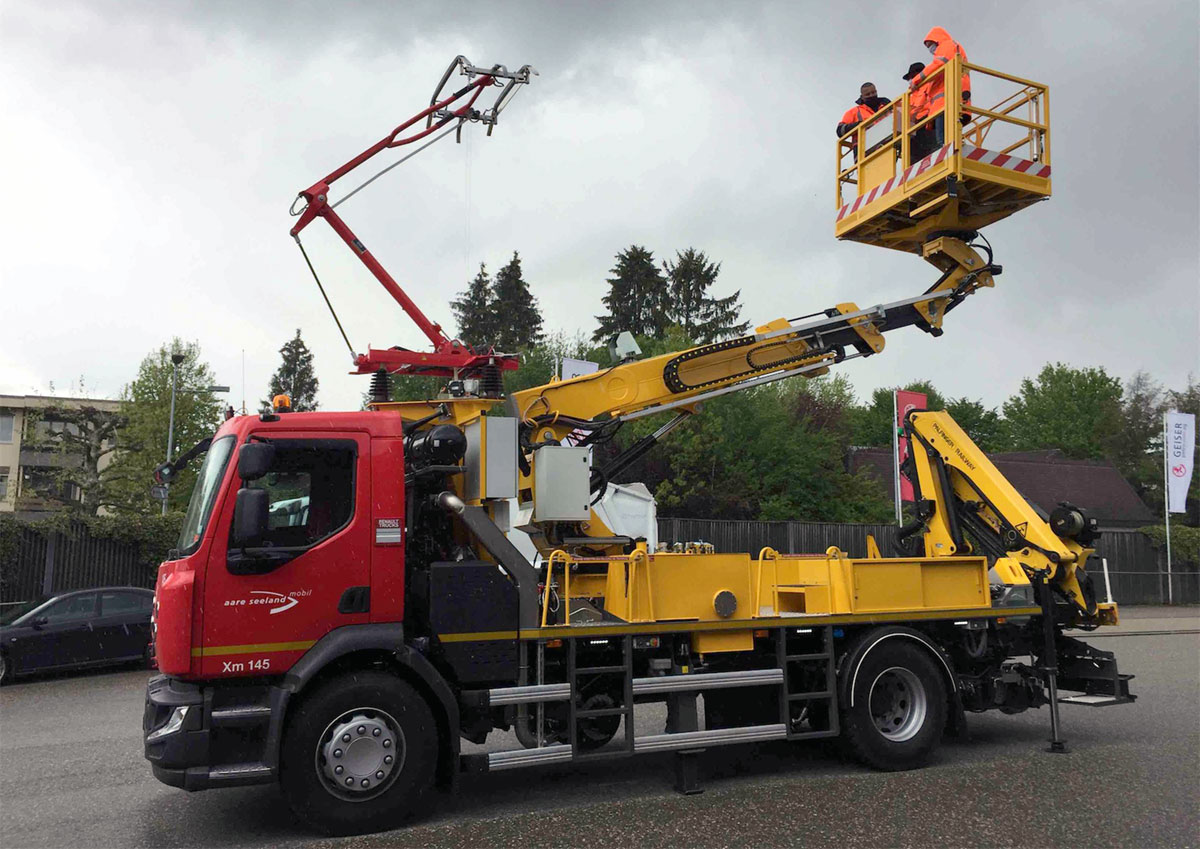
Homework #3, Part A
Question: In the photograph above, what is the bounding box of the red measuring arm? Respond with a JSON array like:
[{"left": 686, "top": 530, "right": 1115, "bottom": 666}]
[{"left": 289, "top": 57, "right": 534, "bottom": 379}]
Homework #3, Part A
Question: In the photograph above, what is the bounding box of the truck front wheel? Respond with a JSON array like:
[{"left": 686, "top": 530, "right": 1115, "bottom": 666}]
[
  {"left": 280, "top": 671, "right": 438, "bottom": 835},
  {"left": 841, "top": 641, "right": 946, "bottom": 771}
]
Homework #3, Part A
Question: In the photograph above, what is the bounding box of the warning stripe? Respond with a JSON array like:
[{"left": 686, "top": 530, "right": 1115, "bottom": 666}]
[
  {"left": 191, "top": 639, "right": 316, "bottom": 657},
  {"left": 961, "top": 144, "right": 1051, "bottom": 179},
  {"left": 837, "top": 144, "right": 1050, "bottom": 222},
  {"left": 837, "top": 144, "right": 951, "bottom": 221}
]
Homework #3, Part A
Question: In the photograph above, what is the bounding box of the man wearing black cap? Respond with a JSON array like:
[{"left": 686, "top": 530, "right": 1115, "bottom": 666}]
[{"left": 903, "top": 62, "right": 934, "bottom": 163}]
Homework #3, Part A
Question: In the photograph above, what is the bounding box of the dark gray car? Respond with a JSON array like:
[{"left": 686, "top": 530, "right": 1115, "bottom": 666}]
[{"left": 0, "top": 587, "right": 154, "bottom": 683}]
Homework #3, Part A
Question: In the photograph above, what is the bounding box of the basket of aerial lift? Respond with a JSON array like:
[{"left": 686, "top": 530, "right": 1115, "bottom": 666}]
[{"left": 836, "top": 56, "right": 1051, "bottom": 253}]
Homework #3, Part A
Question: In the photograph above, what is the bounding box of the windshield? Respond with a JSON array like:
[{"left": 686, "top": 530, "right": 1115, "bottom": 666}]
[
  {"left": 173, "top": 435, "right": 235, "bottom": 557},
  {"left": 0, "top": 598, "right": 47, "bottom": 626}
]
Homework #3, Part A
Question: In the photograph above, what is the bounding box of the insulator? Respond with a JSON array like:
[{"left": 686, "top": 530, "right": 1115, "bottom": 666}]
[
  {"left": 370, "top": 368, "right": 391, "bottom": 404},
  {"left": 478, "top": 364, "right": 504, "bottom": 398}
]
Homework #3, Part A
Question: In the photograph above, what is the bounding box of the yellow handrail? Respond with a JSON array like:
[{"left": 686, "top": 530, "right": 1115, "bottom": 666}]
[
  {"left": 541, "top": 550, "right": 572, "bottom": 627},
  {"left": 836, "top": 56, "right": 1051, "bottom": 210}
]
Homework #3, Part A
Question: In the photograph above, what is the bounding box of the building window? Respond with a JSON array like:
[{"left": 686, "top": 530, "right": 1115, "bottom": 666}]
[
  {"left": 0, "top": 473, "right": 8, "bottom": 500},
  {"left": 0, "top": 413, "right": 13, "bottom": 443}
]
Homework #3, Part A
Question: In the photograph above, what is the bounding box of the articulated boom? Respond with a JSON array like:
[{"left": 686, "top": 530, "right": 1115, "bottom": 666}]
[
  {"left": 902, "top": 411, "right": 1113, "bottom": 624},
  {"left": 510, "top": 236, "right": 998, "bottom": 448},
  {"left": 289, "top": 55, "right": 536, "bottom": 382}
]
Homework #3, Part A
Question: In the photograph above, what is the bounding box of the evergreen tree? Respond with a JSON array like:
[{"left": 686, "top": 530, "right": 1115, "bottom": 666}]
[
  {"left": 262, "top": 329, "right": 319, "bottom": 412},
  {"left": 593, "top": 245, "right": 669, "bottom": 343},
  {"left": 492, "top": 252, "right": 543, "bottom": 351},
  {"left": 451, "top": 263, "right": 498, "bottom": 349},
  {"left": 662, "top": 248, "right": 750, "bottom": 342}
]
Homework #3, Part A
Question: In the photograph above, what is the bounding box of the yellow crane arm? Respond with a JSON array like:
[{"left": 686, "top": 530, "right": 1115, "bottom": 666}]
[
  {"left": 510, "top": 236, "right": 996, "bottom": 442},
  {"left": 901, "top": 410, "right": 1115, "bottom": 624}
]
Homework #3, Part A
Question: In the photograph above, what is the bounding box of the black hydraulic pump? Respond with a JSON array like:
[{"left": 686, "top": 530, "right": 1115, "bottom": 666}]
[{"left": 405, "top": 423, "right": 467, "bottom": 470}]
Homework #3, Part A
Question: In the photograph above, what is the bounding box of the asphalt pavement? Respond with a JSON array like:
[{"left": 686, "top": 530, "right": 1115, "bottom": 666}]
[{"left": 1, "top": 617, "right": 1197, "bottom": 849}]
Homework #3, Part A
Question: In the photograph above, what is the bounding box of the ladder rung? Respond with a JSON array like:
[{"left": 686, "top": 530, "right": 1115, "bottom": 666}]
[
  {"left": 788, "top": 691, "right": 833, "bottom": 700},
  {"left": 786, "top": 653, "right": 831, "bottom": 661},
  {"left": 575, "top": 665, "right": 627, "bottom": 675},
  {"left": 575, "top": 707, "right": 629, "bottom": 718}
]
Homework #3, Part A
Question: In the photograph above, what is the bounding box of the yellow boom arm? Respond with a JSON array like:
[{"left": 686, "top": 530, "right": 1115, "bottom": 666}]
[
  {"left": 902, "top": 410, "right": 1115, "bottom": 624},
  {"left": 510, "top": 236, "right": 997, "bottom": 443}
]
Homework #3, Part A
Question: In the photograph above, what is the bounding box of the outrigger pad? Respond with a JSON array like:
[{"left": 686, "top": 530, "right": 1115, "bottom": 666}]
[{"left": 1055, "top": 636, "right": 1136, "bottom": 705}]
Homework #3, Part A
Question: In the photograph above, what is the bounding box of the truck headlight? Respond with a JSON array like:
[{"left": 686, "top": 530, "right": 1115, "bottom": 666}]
[{"left": 147, "top": 706, "right": 190, "bottom": 742}]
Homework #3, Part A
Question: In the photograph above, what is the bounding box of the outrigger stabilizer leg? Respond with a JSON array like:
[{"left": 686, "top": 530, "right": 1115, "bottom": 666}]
[{"left": 1034, "top": 571, "right": 1069, "bottom": 753}]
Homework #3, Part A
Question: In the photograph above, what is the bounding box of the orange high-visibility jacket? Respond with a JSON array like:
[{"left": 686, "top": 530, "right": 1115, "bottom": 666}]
[
  {"left": 914, "top": 27, "right": 971, "bottom": 111},
  {"left": 837, "top": 102, "right": 876, "bottom": 144},
  {"left": 910, "top": 86, "right": 931, "bottom": 122}
]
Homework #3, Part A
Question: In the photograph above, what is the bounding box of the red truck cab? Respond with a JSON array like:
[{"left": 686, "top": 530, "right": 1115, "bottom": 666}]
[
  {"left": 152, "top": 411, "right": 407, "bottom": 680},
  {"left": 144, "top": 409, "right": 463, "bottom": 833}
]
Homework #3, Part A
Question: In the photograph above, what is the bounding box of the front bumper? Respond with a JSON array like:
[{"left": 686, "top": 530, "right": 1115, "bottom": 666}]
[{"left": 143, "top": 674, "right": 284, "bottom": 791}]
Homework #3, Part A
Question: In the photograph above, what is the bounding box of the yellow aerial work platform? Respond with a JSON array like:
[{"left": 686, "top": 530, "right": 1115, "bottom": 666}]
[{"left": 836, "top": 57, "right": 1050, "bottom": 253}]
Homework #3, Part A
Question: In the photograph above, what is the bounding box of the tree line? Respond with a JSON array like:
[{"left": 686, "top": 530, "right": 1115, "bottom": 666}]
[
  {"left": 18, "top": 243, "right": 1199, "bottom": 551},
  {"left": 17, "top": 331, "right": 321, "bottom": 516},
  {"left": 432, "top": 243, "right": 1200, "bottom": 531}
]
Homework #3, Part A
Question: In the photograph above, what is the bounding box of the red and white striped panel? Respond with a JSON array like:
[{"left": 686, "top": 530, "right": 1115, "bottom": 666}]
[
  {"left": 837, "top": 144, "right": 951, "bottom": 221},
  {"left": 961, "top": 145, "right": 1051, "bottom": 178}
]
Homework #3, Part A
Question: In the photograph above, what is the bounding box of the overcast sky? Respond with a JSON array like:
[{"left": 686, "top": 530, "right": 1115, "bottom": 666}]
[{"left": 2, "top": 0, "right": 1197, "bottom": 415}]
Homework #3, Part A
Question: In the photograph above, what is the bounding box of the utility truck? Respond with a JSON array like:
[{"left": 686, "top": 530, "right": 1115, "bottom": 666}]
[{"left": 143, "top": 55, "right": 1134, "bottom": 835}]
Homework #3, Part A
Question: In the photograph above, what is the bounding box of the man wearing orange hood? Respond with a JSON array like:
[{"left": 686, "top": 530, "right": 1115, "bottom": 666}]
[{"left": 908, "top": 27, "right": 971, "bottom": 148}]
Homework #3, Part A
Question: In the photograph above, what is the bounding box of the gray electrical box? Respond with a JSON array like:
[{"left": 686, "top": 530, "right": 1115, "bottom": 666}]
[
  {"left": 533, "top": 446, "right": 592, "bottom": 521},
  {"left": 464, "top": 417, "right": 517, "bottom": 501}
]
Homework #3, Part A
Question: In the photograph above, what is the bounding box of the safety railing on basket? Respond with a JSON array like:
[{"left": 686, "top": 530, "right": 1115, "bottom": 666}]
[{"left": 836, "top": 57, "right": 1049, "bottom": 211}]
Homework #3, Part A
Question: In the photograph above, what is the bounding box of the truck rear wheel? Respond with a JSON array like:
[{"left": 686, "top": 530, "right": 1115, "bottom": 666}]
[
  {"left": 280, "top": 671, "right": 437, "bottom": 835},
  {"left": 841, "top": 641, "right": 946, "bottom": 771}
]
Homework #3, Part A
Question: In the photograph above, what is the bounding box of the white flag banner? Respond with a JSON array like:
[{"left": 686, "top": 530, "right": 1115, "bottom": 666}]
[{"left": 1165, "top": 411, "right": 1195, "bottom": 513}]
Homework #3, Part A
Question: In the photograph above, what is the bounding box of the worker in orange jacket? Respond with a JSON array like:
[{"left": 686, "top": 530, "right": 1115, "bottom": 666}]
[
  {"left": 908, "top": 27, "right": 971, "bottom": 147},
  {"left": 837, "top": 82, "right": 890, "bottom": 149}
]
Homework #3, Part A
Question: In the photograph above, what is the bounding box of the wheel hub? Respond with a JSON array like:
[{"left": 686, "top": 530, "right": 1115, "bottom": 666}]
[
  {"left": 869, "top": 666, "right": 928, "bottom": 743},
  {"left": 317, "top": 708, "right": 405, "bottom": 800}
]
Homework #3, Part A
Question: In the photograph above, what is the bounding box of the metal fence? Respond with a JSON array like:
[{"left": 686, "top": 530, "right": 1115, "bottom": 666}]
[
  {"left": 0, "top": 522, "right": 152, "bottom": 607},
  {"left": 658, "top": 518, "right": 1199, "bottom": 606},
  {"left": 1, "top": 516, "right": 1193, "bottom": 608}
]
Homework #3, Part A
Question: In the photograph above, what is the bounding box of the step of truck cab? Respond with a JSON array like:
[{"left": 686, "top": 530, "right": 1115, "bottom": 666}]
[{"left": 1057, "top": 692, "right": 1136, "bottom": 707}]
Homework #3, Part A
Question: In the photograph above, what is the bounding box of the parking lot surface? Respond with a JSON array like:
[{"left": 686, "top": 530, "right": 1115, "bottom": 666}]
[{"left": 1, "top": 630, "right": 1197, "bottom": 848}]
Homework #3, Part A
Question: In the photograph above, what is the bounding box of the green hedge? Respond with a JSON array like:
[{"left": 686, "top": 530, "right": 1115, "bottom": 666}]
[
  {"left": 1139, "top": 524, "right": 1200, "bottom": 566},
  {"left": 0, "top": 512, "right": 185, "bottom": 572}
]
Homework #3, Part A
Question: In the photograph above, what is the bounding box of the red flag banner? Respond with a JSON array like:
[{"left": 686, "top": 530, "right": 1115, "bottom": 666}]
[{"left": 896, "top": 390, "right": 928, "bottom": 501}]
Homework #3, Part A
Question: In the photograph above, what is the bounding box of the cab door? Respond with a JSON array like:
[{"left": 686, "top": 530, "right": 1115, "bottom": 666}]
[{"left": 200, "top": 434, "right": 371, "bottom": 678}]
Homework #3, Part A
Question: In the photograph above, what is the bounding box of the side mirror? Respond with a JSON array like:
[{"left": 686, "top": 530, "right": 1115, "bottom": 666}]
[
  {"left": 231, "top": 488, "right": 269, "bottom": 548},
  {"left": 238, "top": 442, "right": 275, "bottom": 481},
  {"left": 32, "top": 616, "right": 49, "bottom": 630}
]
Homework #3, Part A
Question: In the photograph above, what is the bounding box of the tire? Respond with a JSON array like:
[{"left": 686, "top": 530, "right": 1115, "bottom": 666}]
[
  {"left": 280, "top": 671, "right": 438, "bottom": 836},
  {"left": 0, "top": 651, "right": 10, "bottom": 685},
  {"left": 840, "top": 640, "right": 946, "bottom": 771}
]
